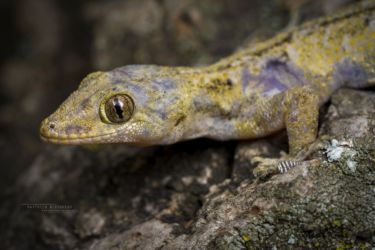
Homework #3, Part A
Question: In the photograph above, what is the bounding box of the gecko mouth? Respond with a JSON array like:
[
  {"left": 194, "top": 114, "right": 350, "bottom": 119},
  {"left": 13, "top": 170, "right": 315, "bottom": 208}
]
[
  {"left": 39, "top": 118, "right": 127, "bottom": 144},
  {"left": 40, "top": 129, "right": 124, "bottom": 144},
  {"left": 39, "top": 119, "right": 155, "bottom": 145},
  {"left": 40, "top": 131, "right": 154, "bottom": 146}
]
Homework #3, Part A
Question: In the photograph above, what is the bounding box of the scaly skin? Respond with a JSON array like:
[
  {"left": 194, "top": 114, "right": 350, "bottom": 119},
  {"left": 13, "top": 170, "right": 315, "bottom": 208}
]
[{"left": 40, "top": 0, "right": 375, "bottom": 158}]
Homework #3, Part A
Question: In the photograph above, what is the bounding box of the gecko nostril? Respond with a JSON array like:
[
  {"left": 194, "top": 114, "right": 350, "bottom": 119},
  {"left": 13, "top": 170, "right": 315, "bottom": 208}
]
[{"left": 49, "top": 123, "right": 55, "bottom": 129}]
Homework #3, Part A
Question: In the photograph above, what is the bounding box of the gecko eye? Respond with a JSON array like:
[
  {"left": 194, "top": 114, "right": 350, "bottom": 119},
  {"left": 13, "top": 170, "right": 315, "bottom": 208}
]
[{"left": 104, "top": 94, "right": 134, "bottom": 123}]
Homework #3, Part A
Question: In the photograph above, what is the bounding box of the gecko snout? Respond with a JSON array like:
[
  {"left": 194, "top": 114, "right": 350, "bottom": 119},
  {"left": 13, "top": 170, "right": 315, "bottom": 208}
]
[
  {"left": 39, "top": 115, "right": 99, "bottom": 144},
  {"left": 39, "top": 118, "right": 56, "bottom": 140}
]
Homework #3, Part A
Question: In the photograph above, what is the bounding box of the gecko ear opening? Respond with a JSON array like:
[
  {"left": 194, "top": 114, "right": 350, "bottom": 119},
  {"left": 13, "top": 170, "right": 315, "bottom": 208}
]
[{"left": 100, "top": 94, "right": 135, "bottom": 124}]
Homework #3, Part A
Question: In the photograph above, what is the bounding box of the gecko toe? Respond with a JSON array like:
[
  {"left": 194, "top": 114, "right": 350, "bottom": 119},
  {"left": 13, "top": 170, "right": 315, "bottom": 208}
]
[{"left": 277, "top": 160, "right": 301, "bottom": 173}]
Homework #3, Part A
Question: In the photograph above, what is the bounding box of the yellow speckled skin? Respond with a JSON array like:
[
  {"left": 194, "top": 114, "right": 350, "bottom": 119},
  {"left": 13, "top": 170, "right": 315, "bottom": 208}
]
[{"left": 40, "top": 0, "right": 375, "bottom": 156}]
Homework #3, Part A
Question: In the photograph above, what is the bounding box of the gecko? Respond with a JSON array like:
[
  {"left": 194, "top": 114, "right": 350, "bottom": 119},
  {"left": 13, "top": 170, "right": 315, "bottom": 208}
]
[{"left": 40, "top": 0, "right": 375, "bottom": 177}]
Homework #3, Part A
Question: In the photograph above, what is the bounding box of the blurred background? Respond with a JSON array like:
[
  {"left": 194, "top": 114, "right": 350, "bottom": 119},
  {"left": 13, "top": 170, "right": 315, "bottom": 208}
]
[{"left": 0, "top": 0, "right": 355, "bottom": 249}]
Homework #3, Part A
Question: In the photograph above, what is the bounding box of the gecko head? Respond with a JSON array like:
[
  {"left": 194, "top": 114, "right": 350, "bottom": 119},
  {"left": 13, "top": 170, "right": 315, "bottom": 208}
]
[{"left": 40, "top": 65, "right": 190, "bottom": 145}]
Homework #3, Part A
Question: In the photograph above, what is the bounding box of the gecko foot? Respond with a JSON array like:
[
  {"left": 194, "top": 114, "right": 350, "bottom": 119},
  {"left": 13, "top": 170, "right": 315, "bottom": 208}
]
[{"left": 251, "top": 139, "right": 325, "bottom": 179}]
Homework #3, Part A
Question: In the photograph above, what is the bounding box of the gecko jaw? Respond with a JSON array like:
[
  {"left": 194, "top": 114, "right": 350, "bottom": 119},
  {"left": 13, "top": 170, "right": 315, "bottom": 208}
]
[
  {"left": 39, "top": 118, "right": 129, "bottom": 144},
  {"left": 39, "top": 118, "right": 159, "bottom": 145},
  {"left": 40, "top": 130, "right": 125, "bottom": 145},
  {"left": 40, "top": 131, "right": 157, "bottom": 146}
]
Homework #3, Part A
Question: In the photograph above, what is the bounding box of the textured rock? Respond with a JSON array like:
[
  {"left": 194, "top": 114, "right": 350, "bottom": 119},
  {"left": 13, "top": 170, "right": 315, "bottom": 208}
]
[{"left": 163, "top": 89, "right": 375, "bottom": 249}]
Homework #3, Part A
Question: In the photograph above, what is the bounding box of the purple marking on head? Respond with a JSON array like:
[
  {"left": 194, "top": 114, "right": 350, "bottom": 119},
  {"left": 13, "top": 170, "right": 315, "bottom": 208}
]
[
  {"left": 108, "top": 69, "right": 131, "bottom": 85},
  {"left": 333, "top": 59, "right": 368, "bottom": 89},
  {"left": 108, "top": 70, "right": 143, "bottom": 90},
  {"left": 125, "top": 83, "right": 143, "bottom": 94},
  {"left": 131, "top": 84, "right": 151, "bottom": 106},
  {"left": 108, "top": 77, "right": 149, "bottom": 106},
  {"left": 149, "top": 106, "right": 168, "bottom": 120},
  {"left": 151, "top": 79, "right": 177, "bottom": 91},
  {"left": 147, "top": 92, "right": 180, "bottom": 121},
  {"left": 110, "top": 78, "right": 123, "bottom": 85}
]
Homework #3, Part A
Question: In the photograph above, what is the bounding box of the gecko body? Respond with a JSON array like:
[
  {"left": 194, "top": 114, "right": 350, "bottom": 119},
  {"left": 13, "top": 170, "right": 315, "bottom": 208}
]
[{"left": 41, "top": 0, "right": 375, "bottom": 157}]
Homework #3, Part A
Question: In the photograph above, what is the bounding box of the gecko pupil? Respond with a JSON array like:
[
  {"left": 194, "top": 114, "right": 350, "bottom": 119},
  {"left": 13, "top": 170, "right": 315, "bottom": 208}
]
[
  {"left": 104, "top": 94, "right": 135, "bottom": 123},
  {"left": 113, "top": 98, "right": 124, "bottom": 118}
]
